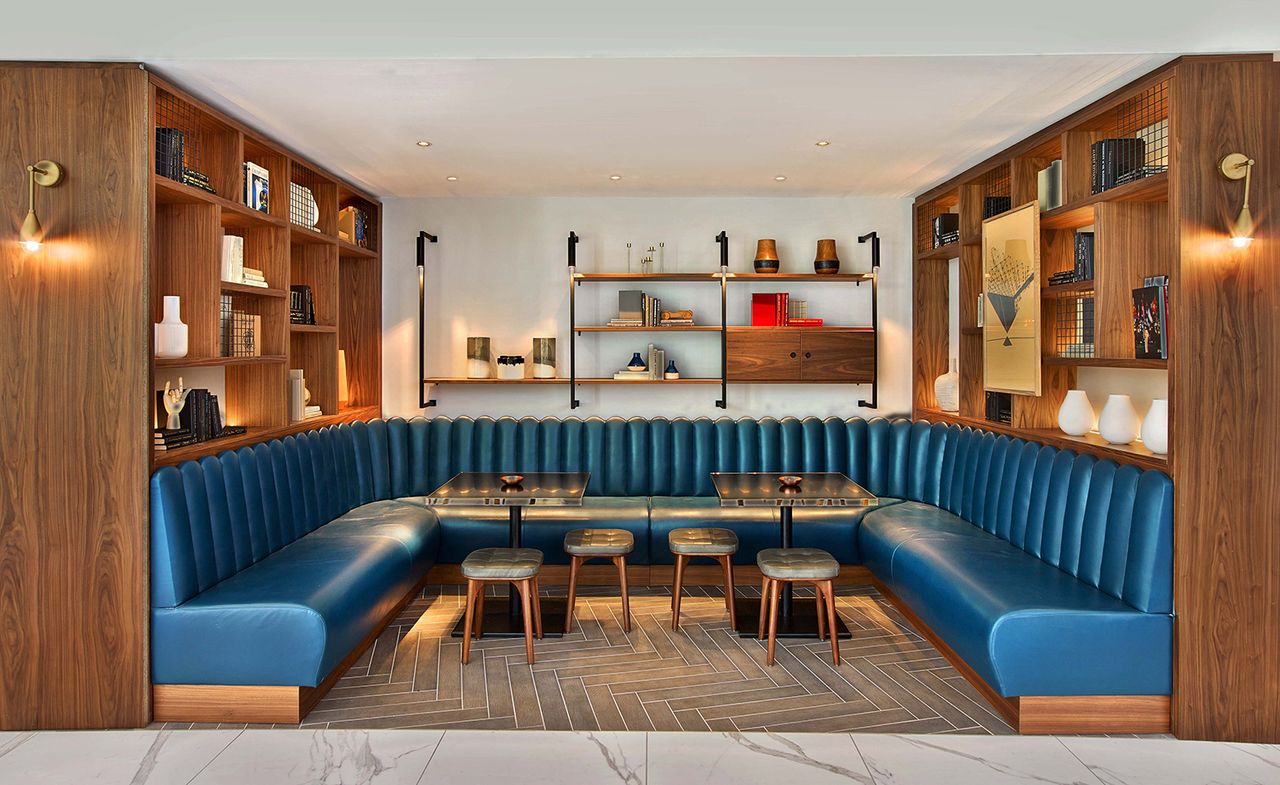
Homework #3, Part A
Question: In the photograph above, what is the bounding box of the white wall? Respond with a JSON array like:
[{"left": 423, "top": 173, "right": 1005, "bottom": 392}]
[{"left": 382, "top": 197, "right": 913, "bottom": 420}]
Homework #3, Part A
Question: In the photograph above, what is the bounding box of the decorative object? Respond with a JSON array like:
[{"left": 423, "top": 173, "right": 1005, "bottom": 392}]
[
  {"left": 1098, "top": 394, "right": 1140, "bottom": 445},
  {"left": 530, "top": 337, "right": 556, "bottom": 378},
  {"left": 664, "top": 360, "right": 680, "bottom": 380},
  {"left": 288, "top": 369, "right": 306, "bottom": 422},
  {"left": 1057, "top": 389, "right": 1096, "bottom": 437},
  {"left": 1142, "top": 399, "right": 1169, "bottom": 454},
  {"left": 626, "top": 242, "right": 633, "bottom": 272},
  {"left": 934, "top": 359, "right": 959, "bottom": 412},
  {"left": 814, "top": 239, "right": 840, "bottom": 275},
  {"left": 337, "top": 349, "right": 350, "bottom": 408},
  {"left": 243, "top": 162, "right": 269, "bottom": 213},
  {"left": 497, "top": 355, "right": 525, "bottom": 380},
  {"left": 154, "top": 296, "right": 189, "bottom": 358},
  {"left": 499, "top": 474, "right": 524, "bottom": 487},
  {"left": 160, "top": 378, "right": 191, "bottom": 430},
  {"left": 290, "top": 182, "right": 320, "bottom": 230},
  {"left": 658, "top": 242, "right": 665, "bottom": 273},
  {"left": 931, "top": 214, "right": 959, "bottom": 248},
  {"left": 754, "top": 239, "right": 780, "bottom": 273},
  {"left": 19, "top": 159, "right": 63, "bottom": 251},
  {"left": 1133, "top": 280, "right": 1169, "bottom": 359},
  {"left": 466, "top": 337, "right": 493, "bottom": 379},
  {"left": 1037, "top": 159, "right": 1063, "bottom": 211},
  {"left": 982, "top": 202, "right": 1041, "bottom": 396},
  {"left": 777, "top": 475, "right": 803, "bottom": 488},
  {"left": 641, "top": 246, "right": 656, "bottom": 273},
  {"left": 627, "top": 352, "right": 647, "bottom": 372},
  {"left": 1219, "top": 152, "right": 1256, "bottom": 248}
]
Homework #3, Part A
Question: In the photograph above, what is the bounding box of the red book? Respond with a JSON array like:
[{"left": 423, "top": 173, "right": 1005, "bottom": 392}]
[
  {"left": 777, "top": 293, "right": 788, "bottom": 326},
  {"left": 787, "top": 318, "right": 825, "bottom": 327},
  {"left": 751, "top": 293, "right": 778, "bottom": 326}
]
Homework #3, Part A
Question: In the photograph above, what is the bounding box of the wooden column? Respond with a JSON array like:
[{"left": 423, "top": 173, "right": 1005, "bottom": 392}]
[
  {"left": 0, "top": 63, "right": 151, "bottom": 728},
  {"left": 1171, "top": 58, "right": 1280, "bottom": 743}
]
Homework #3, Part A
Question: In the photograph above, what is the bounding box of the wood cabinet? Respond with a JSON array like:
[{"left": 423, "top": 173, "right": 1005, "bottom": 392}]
[{"left": 727, "top": 328, "right": 874, "bottom": 383}]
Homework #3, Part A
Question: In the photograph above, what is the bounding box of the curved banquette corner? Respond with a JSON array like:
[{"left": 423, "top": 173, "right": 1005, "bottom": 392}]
[{"left": 149, "top": 415, "right": 1173, "bottom": 732}]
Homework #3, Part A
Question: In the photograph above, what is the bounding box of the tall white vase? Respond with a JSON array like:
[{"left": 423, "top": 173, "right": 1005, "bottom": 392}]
[
  {"left": 934, "top": 359, "right": 959, "bottom": 412},
  {"left": 154, "top": 296, "right": 188, "bottom": 358},
  {"left": 1141, "top": 399, "right": 1169, "bottom": 454},
  {"left": 1098, "top": 394, "right": 1140, "bottom": 445},
  {"left": 1057, "top": 389, "right": 1095, "bottom": 436}
]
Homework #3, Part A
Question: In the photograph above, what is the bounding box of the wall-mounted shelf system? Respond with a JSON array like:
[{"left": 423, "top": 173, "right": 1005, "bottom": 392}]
[{"left": 149, "top": 75, "right": 382, "bottom": 465}]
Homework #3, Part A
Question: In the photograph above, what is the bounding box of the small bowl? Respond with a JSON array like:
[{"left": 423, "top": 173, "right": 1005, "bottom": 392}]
[
  {"left": 777, "top": 475, "right": 803, "bottom": 489},
  {"left": 499, "top": 474, "right": 525, "bottom": 487}
]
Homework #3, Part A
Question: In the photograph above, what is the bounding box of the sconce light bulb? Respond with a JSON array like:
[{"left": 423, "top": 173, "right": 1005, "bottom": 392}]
[
  {"left": 1231, "top": 235, "right": 1253, "bottom": 249},
  {"left": 21, "top": 239, "right": 41, "bottom": 252},
  {"left": 1231, "top": 204, "right": 1255, "bottom": 248},
  {"left": 19, "top": 209, "right": 42, "bottom": 247}
]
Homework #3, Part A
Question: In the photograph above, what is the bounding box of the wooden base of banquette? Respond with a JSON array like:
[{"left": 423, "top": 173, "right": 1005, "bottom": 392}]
[{"left": 872, "top": 579, "right": 1171, "bottom": 735}]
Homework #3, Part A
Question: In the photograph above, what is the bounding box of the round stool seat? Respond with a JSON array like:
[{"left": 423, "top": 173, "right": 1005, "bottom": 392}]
[
  {"left": 461, "top": 547, "right": 544, "bottom": 580},
  {"left": 669, "top": 527, "right": 739, "bottom": 556},
  {"left": 756, "top": 548, "right": 839, "bottom": 580},
  {"left": 564, "top": 528, "right": 634, "bottom": 556}
]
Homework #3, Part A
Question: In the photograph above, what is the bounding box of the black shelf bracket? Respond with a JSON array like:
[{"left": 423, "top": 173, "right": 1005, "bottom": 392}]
[
  {"left": 716, "top": 230, "right": 728, "bottom": 408},
  {"left": 857, "top": 231, "right": 881, "bottom": 410},
  {"left": 568, "top": 231, "right": 580, "bottom": 408},
  {"left": 417, "top": 230, "right": 439, "bottom": 408}
]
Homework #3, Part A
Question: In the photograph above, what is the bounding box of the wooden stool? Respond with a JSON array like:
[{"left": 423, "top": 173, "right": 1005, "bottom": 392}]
[
  {"left": 668, "top": 527, "right": 739, "bottom": 631},
  {"left": 460, "top": 547, "right": 544, "bottom": 664},
  {"left": 564, "top": 528, "right": 635, "bottom": 633},
  {"left": 756, "top": 547, "right": 840, "bottom": 666}
]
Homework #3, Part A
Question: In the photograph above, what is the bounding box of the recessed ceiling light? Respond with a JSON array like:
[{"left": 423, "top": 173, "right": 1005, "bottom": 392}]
[
  {"left": 416, "top": 140, "right": 431, "bottom": 148},
  {"left": 446, "top": 176, "right": 458, "bottom": 181},
  {"left": 815, "top": 140, "right": 831, "bottom": 147},
  {"left": 774, "top": 175, "right": 787, "bottom": 182},
  {"left": 609, "top": 174, "right": 622, "bottom": 181}
]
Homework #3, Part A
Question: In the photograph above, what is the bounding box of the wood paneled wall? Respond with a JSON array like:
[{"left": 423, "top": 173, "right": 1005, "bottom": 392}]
[
  {"left": 1171, "top": 58, "right": 1280, "bottom": 743},
  {"left": 0, "top": 64, "right": 150, "bottom": 728}
]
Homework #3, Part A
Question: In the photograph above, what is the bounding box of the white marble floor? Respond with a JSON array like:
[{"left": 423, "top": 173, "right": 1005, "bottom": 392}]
[{"left": 0, "top": 729, "right": 1275, "bottom": 785}]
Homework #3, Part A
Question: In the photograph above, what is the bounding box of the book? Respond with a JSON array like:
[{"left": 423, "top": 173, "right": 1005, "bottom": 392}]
[
  {"left": 786, "top": 318, "right": 825, "bottom": 327},
  {"left": 290, "top": 285, "right": 316, "bottom": 325},
  {"left": 221, "top": 235, "right": 245, "bottom": 284},
  {"left": 1132, "top": 284, "right": 1168, "bottom": 359},
  {"left": 1091, "top": 138, "right": 1146, "bottom": 194},
  {"left": 1037, "top": 159, "right": 1063, "bottom": 210},
  {"left": 618, "top": 290, "right": 644, "bottom": 322},
  {"left": 751, "top": 293, "right": 777, "bottom": 326},
  {"left": 243, "top": 162, "right": 270, "bottom": 213},
  {"left": 155, "top": 128, "right": 185, "bottom": 181},
  {"left": 982, "top": 196, "right": 1012, "bottom": 219},
  {"left": 1073, "top": 231, "right": 1095, "bottom": 281},
  {"left": 931, "top": 213, "right": 959, "bottom": 248}
]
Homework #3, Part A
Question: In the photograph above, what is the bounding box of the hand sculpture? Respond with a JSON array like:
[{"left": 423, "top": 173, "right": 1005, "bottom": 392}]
[{"left": 162, "top": 377, "right": 192, "bottom": 430}]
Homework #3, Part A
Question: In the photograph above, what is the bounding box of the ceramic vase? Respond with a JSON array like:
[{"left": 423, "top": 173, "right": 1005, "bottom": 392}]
[
  {"left": 814, "top": 239, "right": 840, "bottom": 275},
  {"left": 1057, "top": 389, "right": 1096, "bottom": 437},
  {"left": 1098, "top": 394, "right": 1140, "bottom": 445},
  {"left": 754, "top": 239, "right": 780, "bottom": 273},
  {"left": 1141, "top": 399, "right": 1169, "bottom": 454},
  {"left": 497, "top": 355, "right": 525, "bottom": 380},
  {"left": 531, "top": 337, "right": 556, "bottom": 378},
  {"left": 627, "top": 352, "right": 647, "bottom": 371},
  {"left": 155, "top": 296, "right": 189, "bottom": 358},
  {"left": 664, "top": 360, "right": 680, "bottom": 380},
  {"left": 466, "top": 337, "right": 493, "bottom": 379},
  {"left": 934, "top": 359, "right": 959, "bottom": 412},
  {"left": 288, "top": 369, "right": 306, "bottom": 422}
]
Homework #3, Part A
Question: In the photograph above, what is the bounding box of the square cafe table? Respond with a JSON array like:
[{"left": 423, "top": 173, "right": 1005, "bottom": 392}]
[
  {"left": 424, "top": 471, "right": 590, "bottom": 639},
  {"left": 711, "top": 472, "right": 879, "bottom": 639}
]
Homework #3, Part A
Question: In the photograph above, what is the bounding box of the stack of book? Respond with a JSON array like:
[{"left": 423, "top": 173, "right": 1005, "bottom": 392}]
[
  {"left": 155, "top": 128, "right": 185, "bottom": 181},
  {"left": 154, "top": 428, "right": 197, "bottom": 452},
  {"left": 1091, "top": 138, "right": 1149, "bottom": 194},
  {"left": 182, "top": 168, "right": 216, "bottom": 195},
  {"left": 1048, "top": 270, "right": 1080, "bottom": 287},
  {"left": 338, "top": 206, "right": 370, "bottom": 247},
  {"left": 1074, "top": 231, "right": 1095, "bottom": 281},
  {"left": 303, "top": 404, "right": 324, "bottom": 419},
  {"left": 752, "top": 293, "right": 788, "bottom": 326},
  {"left": 932, "top": 213, "right": 960, "bottom": 248},
  {"left": 609, "top": 290, "right": 671, "bottom": 327},
  {"left": 221, "top": 235, "right": 245, "bottom": 284},
  {"left": 290, "top": 285, "right": 316, "bottom": 324},
  {"left": 155, "top": 388, "right": 220, "bottom": 443},
  {"left": 658, "top": 309, "right": 695, "bottom": 327},
  {"left": 241, "top": 266, "right": 268, "bottom": 288}
]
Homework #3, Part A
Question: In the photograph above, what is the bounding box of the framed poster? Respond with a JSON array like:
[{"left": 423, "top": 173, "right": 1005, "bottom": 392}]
[{"left": 982, "top": 201, "right": 1041, "bottom": 396}]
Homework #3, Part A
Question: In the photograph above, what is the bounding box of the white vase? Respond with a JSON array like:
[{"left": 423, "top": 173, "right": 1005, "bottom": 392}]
[
  {"left": 1141, "top": 399, "right": 1169, "bottom": 454},
  {"left": 154, "top": 296, "right": 188, "bottom": 358},
  {"left": 1057, "top": 389, "right": 1096, "bottom": 436},
  {"left": 1098, "top": 394, "right": 1140, "bottom": 445},
  {"left": 934, "top": 359, "right": 959, "bottom": 412}
]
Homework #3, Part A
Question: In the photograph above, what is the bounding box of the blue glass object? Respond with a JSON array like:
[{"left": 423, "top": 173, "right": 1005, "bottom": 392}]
[{"left": 628, "top": 352, "right": 646, "bottom": 370}]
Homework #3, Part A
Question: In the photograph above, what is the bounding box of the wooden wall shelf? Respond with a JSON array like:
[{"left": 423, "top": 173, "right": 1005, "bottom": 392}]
[
  {"left": 726, "top": 272, "right": 875, "bottom": 282},
  {"left": 424, "top": 377, "right": 567, "bottom": 385},
  {"left": 1043, "top": 357, "right": 1167, "bottom": 369},
  {"left": 574, "top": 272, "right": 721, "bottom": 283},
  {"left": 577, "top": 377, "right": 721, "bottom": 385},
  {"left": 575, "top": 325, "right": 721, "bottom": 332},
  {"left": 221, "top": 282, "right": 287, "bottom": 298},
  {"left": 1040, "top": 171, "right": 1169, "bottom": 230},
  {"left": 153, "top": 405, "right": 382, "bottom": 468},
  {"left": 290, "top": 324, "right": 338, "bottom": 334},
  {"left": 154, "top": 355, "right": 287, "bottom": 368},
  {"left": 916, "top": 241, "right": 960, "bottom": 261}
]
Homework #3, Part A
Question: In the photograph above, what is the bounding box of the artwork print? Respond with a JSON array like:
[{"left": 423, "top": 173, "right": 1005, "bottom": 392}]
[{"left": 982, "top": 202, "right": 1041, "bottom": 395}]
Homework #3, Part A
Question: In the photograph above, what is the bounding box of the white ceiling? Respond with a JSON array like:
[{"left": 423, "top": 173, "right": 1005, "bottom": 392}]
[{"left": 7, "top": 1, "right": 1278, "bottom": 198}]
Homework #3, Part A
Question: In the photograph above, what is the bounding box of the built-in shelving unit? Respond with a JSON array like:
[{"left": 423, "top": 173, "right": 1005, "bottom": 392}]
[{"left": 149, "top": 76, "right": 381, "bottom": 465}]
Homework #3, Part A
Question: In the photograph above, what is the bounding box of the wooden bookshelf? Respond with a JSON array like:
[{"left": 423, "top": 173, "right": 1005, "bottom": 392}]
[{"left": 149, "top": 74, "right": 382, "bottom": 465}]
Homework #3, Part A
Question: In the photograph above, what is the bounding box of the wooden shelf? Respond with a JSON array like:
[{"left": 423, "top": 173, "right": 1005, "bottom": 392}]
[
  {"left": 727, "top": 325, "right": 873, "bottom": 332},
  {"left": 153, "top": 175, "right": 285, "bottom": 230},
  {"left": 337, "top": 238, "right": 377, "bottom": 259},
  {"left": 290, "top": 323, "right": 338, "bottom": 334},
  {"left": 221, "top": 282, "right": 287, "bottom": 298},
  {"left": 916, "top": 241, "right": 960, "bottom": 261},
  {"left": 577, "top": 378, "right": 721, "bottom": 385},
  {"left": 1044, "top": 356, "right": 1167, "bottom": 369},
  {"left": 574, "top": 272, "right": 721, "bottom": 283},
  {"left": 1040, "top": 171, "right": 1168, "bottom": 230},
  {"left": 575, "top": 325, "right": 721, "bottom": 332},
  {"left": 913, "top": 407, "right": 1166, "bottom": 470},
  {"left": 725, "top": 272, "right": 875, "bottom": 282},
  {"left": 153, "top": 354, "right": 287, "bottom": 368},
  {"left": 153, "top": 405, "right": 382, "bottom": 468},
  {"left": 1042, "top": 281, "right": 1095, "bottom": 298},
  {"left": 290, "top": 224, "right": 337, "bottom": 246},
  {"left": 424, "top": 377, "right": 568, "bottom": 385}
]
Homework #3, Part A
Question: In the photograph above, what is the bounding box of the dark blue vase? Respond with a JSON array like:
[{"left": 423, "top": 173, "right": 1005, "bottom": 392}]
[{"left": 627, "top": 352, "right": 646, "bottom": 371}]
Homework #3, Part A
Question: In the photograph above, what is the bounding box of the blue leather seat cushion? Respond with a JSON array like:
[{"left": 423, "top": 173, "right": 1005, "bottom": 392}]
[
  {"left": 402, "top": 497, "right": 652, "bottom": 565},
  {"left": 859, "top": 501, "right": 995, "bottom": 579},
  {"left": 309, "top": 499, "right": 441, "bottom": 572},
  {"left": 865, "top": 509, "right": 1172, "bottom": 696},
  {"left": 152, "top": 533, "right": 413, "bottom": 687}
]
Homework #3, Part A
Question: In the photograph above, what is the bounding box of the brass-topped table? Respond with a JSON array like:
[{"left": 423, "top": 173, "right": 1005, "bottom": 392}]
[
  {"left": 425, "top": 471, "right": 590, "bottom": 638},
  {"left": 711, "top": 472, "right": 879, "bottom": 639}
]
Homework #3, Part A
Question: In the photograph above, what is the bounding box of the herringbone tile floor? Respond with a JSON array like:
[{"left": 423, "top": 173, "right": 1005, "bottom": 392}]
[{"left": 259, "top": 583, "right": 1015, "bottom": 734}]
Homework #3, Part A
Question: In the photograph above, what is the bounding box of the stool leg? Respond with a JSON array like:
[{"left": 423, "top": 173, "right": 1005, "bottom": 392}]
[
  {"left": 766, "top": 579, "right": 781, "bottom": 666},
  {"left": 815, "top": 581, "right": 827, "bottom": 641},
  {"left": 564, "top": 555, "right": 581, "bottom": 633},
  {"left": 721, "top": 555, "right": 737, "bottom": 628},
  {"left": 462, "top": 579, "right": 478, "bottom": 665},
  {"left": 615, "top": 555, "right": 631, "bottom": 633},
  {"left": 475, "top": 584, "right": 486, "bottom": 638},
  {"left": 517, "top": 578, "right": 535, "bottom": 664},
  {"left": 757, "top": 577, "right": 770, "bottom": 640},
  {"left": 823, "top": 579, "right": 840, "bottom": 665},
  {"left": 671, "top": 554, "right": 686, "bottom": 630},
  {"left": 532, "top": 575, "right": 544, "bottom": 639}
]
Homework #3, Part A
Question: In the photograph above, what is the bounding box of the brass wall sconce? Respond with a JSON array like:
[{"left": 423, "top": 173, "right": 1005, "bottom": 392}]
[
  {"left": 1219, "top": 152, "right": 1255, "bottom": 248},
  {"left": 20, "top": 160, "right": 63, "bottom": 251}
]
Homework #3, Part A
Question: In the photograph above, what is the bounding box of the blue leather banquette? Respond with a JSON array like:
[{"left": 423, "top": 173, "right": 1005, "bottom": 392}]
[{"left": 150, "top": 416, "right": 1173, "bottom": 702}]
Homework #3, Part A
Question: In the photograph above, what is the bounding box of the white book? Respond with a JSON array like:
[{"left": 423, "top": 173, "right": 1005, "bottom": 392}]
[{"left": 220, "top": 235, "right": 244, "bottom": 284}]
